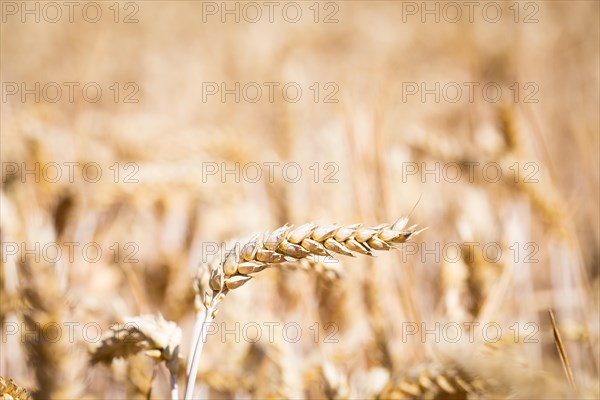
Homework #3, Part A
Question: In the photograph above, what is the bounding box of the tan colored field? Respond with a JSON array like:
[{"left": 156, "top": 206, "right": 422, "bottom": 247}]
[{"left": 1, "top": 1, "right": 598, "bottom": 398}]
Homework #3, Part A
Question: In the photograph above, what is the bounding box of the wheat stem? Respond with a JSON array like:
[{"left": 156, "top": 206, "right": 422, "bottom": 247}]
[
  {"left": 185, "top": 305, "right": 215, "bottom": 399},
  {"left": 167, "top": 345, "right": 180, "bottom": 400},
  {"left": 186, "top": 306, "right": 203, "bottom": 376}
]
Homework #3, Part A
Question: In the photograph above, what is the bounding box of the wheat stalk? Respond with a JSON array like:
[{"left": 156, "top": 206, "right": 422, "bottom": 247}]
[{"left": 184, "top": 216, "right": 422, "bottom": 398}]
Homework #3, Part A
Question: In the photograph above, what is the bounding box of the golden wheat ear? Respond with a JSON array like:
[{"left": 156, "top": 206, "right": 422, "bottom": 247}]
[{"left": 194, "top": 217, "right": 422, "bottom": 310}]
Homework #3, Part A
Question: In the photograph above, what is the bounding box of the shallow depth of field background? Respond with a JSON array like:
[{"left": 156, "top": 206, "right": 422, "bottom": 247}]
[{"left": 1, "top": 1, "right": 599, "bottom": 398}]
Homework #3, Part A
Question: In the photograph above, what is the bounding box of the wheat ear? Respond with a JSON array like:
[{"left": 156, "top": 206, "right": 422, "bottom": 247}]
[
  {"left": 184, "top": 216, "right": 422, "bottom": 398},
  {"left": 91, "top": 314, "right": 182, "bottom": 400}
]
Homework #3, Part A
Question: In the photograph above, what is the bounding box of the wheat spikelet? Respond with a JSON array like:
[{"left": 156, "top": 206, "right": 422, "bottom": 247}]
[{"left": 0, "top": 377, "right": 31, "bottom": 400}]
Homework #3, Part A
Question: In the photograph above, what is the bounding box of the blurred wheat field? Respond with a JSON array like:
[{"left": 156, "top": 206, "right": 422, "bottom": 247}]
[{"left": 1, "top": 1, "right": 599, "bottom": 399}]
